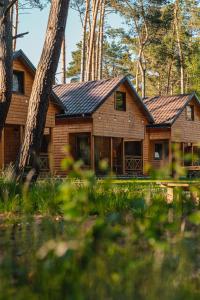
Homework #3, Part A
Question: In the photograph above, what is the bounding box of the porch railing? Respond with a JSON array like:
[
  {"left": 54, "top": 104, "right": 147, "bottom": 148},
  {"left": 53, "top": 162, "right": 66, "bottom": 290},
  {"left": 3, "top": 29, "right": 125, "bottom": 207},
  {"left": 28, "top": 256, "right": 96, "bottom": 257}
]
[
  {"left": 125, "top": 155, "right": 143, "bottom": 174},
  {"left": 39, "top": 153, "right": 49, "bottom": 171}
]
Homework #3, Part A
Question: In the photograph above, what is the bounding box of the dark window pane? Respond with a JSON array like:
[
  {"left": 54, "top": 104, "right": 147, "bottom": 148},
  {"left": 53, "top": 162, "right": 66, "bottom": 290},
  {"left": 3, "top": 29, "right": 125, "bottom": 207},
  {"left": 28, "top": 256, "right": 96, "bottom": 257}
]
[
  {"left": 186, "top": 105, "right": 194, "bottom": 121},
  {"left": 13, "top": 71, "right": 24, "bottom": 94},
  {"left": 154, "top": 143, "right": 163, "bottom": 160},
  {"left": 115, "top": 91, "right": 126, "bottom": 111},
  {"left": 76, "top": 135, "right": 90, "bottom": 166}
]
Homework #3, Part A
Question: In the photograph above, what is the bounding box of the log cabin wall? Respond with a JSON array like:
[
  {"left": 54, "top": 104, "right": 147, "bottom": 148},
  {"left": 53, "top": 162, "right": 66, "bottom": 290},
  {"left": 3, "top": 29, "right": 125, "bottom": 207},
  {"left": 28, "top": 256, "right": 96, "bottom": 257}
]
[
  {"left": 92, "top": 82, "right": 148, "bottom": 174},
  {"left": 7, "top": 58, "right": 58, "bottom": 128},
  {"left": 0, "top": 57, "right": 60, "bottom": 170},
  {"left": 146, "top": 128, "right": 171, "bottom": 171},
  {"left": 92, "top": 82, "right": 147, "bottom": 139},
  {"left": 53, "top": 119, "right": 93, "bottom": 175},
  {"left": 171, "top": 98, "right": 200, "bottom": 143}
]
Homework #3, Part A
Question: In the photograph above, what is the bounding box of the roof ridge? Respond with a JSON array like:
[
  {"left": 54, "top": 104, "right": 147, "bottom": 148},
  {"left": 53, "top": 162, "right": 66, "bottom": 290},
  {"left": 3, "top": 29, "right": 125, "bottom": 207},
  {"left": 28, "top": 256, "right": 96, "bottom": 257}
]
[{"left": 54, "top": 75, "right": 125, "bottom": 88}]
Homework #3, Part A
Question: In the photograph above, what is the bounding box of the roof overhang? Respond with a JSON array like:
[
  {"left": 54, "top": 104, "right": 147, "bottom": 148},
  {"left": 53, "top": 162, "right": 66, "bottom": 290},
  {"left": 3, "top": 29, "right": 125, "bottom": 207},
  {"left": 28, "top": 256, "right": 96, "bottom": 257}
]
[
  {"left": 171, "top": 92, "right": 200, "bottom": 125},
  {"left": 146, "top": 123, "right": 171, "bottom": 129},
  {"left": 13, "top": 49, "right": 65, "bottom": 111}
]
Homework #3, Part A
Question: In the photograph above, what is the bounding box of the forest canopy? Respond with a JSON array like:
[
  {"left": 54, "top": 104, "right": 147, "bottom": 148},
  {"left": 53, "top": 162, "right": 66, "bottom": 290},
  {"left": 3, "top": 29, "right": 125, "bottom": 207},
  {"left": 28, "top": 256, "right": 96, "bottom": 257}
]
[{"left": 68, "top": 0, "right": 200, "bottom": 98}]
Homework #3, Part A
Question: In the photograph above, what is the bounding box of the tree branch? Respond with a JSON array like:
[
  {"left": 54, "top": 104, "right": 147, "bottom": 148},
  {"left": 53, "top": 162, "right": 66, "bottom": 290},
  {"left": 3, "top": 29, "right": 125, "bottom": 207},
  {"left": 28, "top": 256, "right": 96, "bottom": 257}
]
[
  {"left": 12, "top": 31, "right": 29, "bottom": 39},
  {"left": 4, "top": 0, "right": 18, "bottom": 17}
]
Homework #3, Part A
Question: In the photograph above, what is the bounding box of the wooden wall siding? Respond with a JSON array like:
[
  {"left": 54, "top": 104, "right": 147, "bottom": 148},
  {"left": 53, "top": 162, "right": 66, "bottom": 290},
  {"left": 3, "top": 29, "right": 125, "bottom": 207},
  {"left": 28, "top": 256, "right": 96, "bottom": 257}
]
[
  {"left": 4, "top": 125, "right": 21, "bottom": 166},
  {"left": 53, "top": 120, "right": 93, "bottom": 174},
  {"left": 149, "top": 140, "right": 170, "bottom": 170},
  {"left": 172, "top": 98, "right": 200, "bottom": 142},
  {"left": 92, "top": 83, "right": 147, "bottom": 140},
  {"left": 143, "top": 130, "right": 150, "bottom": 174},
  {"left": 148, "top": 128, "right": 171, "bottom": 140},
  {"left": 6, "top": 58, "right": 59, "bottom": 127}
]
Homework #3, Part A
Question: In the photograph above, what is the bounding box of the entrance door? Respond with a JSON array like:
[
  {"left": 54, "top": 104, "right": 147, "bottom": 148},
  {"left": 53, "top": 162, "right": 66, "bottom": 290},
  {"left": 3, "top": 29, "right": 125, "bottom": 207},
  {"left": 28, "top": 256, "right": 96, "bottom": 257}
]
[
  {"left": 4, "top": 125, "right": 21, "bottom": 166},
  {"left": 69, "top": 133, "right": 91, "bottom": 168},
  {"left": 112, "top": 138, "right": 123, "bottom": 175},
  {"left": 124, "top": 141, "right": 143, "bottom": 174}
]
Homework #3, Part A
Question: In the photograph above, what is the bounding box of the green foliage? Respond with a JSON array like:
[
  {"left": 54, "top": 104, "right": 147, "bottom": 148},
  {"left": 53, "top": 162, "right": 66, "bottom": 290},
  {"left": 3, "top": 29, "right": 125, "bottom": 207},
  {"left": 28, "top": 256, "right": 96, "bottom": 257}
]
[{"left": 1, "top": 158, "right": 200, "bottom": 298}]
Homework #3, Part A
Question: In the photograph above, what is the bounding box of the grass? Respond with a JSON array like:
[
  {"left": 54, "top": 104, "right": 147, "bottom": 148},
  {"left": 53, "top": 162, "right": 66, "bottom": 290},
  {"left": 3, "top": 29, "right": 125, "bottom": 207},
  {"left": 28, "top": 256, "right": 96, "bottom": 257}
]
[{"left": 0, "top": 166, "right": 200, "bottom": 299}]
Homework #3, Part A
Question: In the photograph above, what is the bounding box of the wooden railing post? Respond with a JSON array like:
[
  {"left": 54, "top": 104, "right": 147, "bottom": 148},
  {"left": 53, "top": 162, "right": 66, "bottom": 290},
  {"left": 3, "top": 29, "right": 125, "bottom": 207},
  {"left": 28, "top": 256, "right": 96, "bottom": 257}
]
[
  {"left": 122, "top": 139, "right": 125, "bottom": 175},
  {"left": 91, "top": 134, "right": 95, "bottom": 171},
  {"left": 110, "top": 137, "right": 113, "bottom": 173}
]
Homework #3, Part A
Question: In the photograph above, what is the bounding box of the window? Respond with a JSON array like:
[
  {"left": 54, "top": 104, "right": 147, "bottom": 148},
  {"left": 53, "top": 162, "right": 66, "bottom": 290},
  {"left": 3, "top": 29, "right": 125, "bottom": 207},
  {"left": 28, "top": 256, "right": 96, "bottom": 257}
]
[
  {"left": 13, "top": 71, "right": 24, "bottom": 94},
  {"left": 186, "top": 105, "right": 194, "bottom": 121},
  {"left": 76, "top": 135, "right": 91, "bottom": 166},
  {"left": 154, "top": 143, "right": 163, "bottom": 160},
  {"left": 115, "top": 91, "right": 126, "bottom": 111}
]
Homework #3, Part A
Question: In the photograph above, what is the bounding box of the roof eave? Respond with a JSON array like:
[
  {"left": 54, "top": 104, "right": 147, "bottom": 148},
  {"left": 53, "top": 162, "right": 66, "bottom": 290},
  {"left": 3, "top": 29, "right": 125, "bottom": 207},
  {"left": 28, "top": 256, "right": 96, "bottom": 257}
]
[
  {"left": 56, "top": 112, "right": 92, "bottom": 119},
  {"left": 146, "top": 123, "right": 171, "bottom": 129}
]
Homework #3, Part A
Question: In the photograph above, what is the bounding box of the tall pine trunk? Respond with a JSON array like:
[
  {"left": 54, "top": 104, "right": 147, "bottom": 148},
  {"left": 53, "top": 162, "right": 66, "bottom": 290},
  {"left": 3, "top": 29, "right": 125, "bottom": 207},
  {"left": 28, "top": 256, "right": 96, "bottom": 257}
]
[
  {"left": 80, "top": 0, "right": 89, "bottom": 82},
  {"left": 13, "top": 1, "right": 19, "bottom": 51},
  {"left": 85, "top": 0, "right": 100, "bottom": 81},
  {"left": 15, "top": 0, "right": 70, "bottom": 177},
  {"left": 61, "top": 36, "right": 66, "bottom": 84},
  {"left": 0, "top": 0, "right": 13, "bottom": 131},
  {"left": 97, "top": 0, "right": 105, "bottom": 80},
  {"left": 174, "top": 0, "right": 185, "bottom": 94}
]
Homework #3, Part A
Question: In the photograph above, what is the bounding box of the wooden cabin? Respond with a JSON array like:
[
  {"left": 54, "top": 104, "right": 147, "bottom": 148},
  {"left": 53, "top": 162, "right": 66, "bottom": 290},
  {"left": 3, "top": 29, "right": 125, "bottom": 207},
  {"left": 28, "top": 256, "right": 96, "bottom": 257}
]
[
  {"left": 53, "top": 77, "right": 153, "bottom": 176},
  {"left": 2, "top": 49, "right": 200, "bottom": 177},
  {"left": 144, "top": 94, "right": 200, "bottom": 175},
  {"left": 0, "top": 50, "right": 63, "bottom": 173}
]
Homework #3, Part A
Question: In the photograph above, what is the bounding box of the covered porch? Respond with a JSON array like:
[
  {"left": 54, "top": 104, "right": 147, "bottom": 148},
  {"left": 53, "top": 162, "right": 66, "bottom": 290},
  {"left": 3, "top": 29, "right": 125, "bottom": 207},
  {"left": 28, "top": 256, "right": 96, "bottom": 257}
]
[
  {"left": 149, "top": 139, "right": 200, "bottom": 174},
  {"left": 0, "top": 125, "right": 53, "bottom": 174},
  {"left": 69, "top": 132, "right": 143, "bottom": 176},
  {"left": 179, "top": 142, "right": 200, "bottom": 172}
]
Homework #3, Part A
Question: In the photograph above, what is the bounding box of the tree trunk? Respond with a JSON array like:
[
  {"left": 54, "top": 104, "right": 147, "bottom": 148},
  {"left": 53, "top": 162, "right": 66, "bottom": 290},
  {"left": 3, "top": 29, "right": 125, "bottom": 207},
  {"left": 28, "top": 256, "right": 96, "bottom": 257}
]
[
  {"left": 91, "top": 37, "right": 96, "bottom": 80},
  {"left": 80, "top": 0, "right": 90, "bottom": 82},
  {"left": 166, "top": 61, "right": 173, "bottom": 95},
  {"left": 135, "top": 61, "right": 139, "bottom": 92},
  {"left": 0, "top": 0, "right": 13, "bottom": 131},
  {"left": 85, "top": 0, "right": 100, "bottom": 81},
  {"left": 97, "top": 0, "right": 105, "bottom": 80},
  {"left": 15, "top": 0, "right": 70, "bottom": 177},
  {"left": 174, "top": 0, "right": 185, "bottom": 94},
  {"left": 61, "top": 36, "right": 66, "bottom": 84},
  {"left": 13, "top": 1, "right": 18, "bottom": 51},
  {"left": 138, "top": 49, "right": 146, "bottom": 99}
]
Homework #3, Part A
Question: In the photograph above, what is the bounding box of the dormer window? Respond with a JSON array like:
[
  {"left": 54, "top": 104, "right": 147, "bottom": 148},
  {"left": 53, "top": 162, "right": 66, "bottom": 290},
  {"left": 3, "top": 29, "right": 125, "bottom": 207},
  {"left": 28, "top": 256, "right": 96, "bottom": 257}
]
[
  {"left": 13, "top": 71, "right": 24, "bottom": 94},
  {"left": 115, "top": 91, "right": 126, "bottom": 111},
  {"left": 186, "top": 105, "right": 194, "bottom": 121}
]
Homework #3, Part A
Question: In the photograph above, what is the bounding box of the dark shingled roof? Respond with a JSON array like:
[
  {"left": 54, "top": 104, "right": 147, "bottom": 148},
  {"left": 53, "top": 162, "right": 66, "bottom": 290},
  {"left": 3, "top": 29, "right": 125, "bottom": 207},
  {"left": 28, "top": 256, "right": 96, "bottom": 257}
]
[
  {"left": 143, "top": 93, "right": 200, "bottom": 126},
  {"left": 13, "top": 50, "right": 65, "bottom": 111},
  {"left": 53, "top": 76, "right": 154, "bottom": 122}
]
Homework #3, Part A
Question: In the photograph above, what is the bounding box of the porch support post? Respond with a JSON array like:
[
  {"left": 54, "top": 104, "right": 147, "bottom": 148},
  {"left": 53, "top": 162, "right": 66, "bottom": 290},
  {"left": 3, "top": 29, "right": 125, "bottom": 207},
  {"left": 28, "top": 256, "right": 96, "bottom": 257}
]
[
  {"left": 168, "top": 139, "right": 172, "bottom": 168},
  {"left": 91, "top": 134, "right": 95, "bottom": 171},
  {"left": 0, "top": 129, "right": 5, "bottom": 169},
  {"left": 192, "top": 143, "right": 194, "bottom": 166},
  {"left": 49, "top": 127, "right": 54, "bottom": 174},
  {"left": 110, "top": 137, "right": 113, "bottom": 173},
  {"left": 122, "top": 139, "right": 125, "bottom": 175}
]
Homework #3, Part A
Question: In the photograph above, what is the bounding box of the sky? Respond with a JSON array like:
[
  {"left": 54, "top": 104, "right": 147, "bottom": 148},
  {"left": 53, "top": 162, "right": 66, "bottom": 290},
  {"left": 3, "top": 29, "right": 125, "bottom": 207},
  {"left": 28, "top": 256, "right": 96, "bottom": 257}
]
[{"left": 17, "top": 5, "right": 123, "bottom": 83}]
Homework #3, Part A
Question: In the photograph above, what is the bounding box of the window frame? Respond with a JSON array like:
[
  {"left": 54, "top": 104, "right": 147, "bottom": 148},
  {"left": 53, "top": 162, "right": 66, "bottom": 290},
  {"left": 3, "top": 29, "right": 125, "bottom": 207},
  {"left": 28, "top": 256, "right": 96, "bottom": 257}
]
[
  {"left": 12, "top": 70, "right": 25, "bottom": 95},
  {"left": 186, "top": 105, "right": 194, "bottom": 121},
  {"left": 154, "top": 143, "right": 163, "bottom": 160},
  {"left": 115, "top": 91, "right": 126, "bottom": 112}
]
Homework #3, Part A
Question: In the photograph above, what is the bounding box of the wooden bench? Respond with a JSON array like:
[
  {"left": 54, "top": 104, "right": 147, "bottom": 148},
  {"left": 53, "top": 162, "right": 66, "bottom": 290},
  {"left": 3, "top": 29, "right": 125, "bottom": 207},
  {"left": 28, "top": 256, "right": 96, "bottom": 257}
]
[{"left": 157, "top": 182, "right": 199, "bottom": 204}]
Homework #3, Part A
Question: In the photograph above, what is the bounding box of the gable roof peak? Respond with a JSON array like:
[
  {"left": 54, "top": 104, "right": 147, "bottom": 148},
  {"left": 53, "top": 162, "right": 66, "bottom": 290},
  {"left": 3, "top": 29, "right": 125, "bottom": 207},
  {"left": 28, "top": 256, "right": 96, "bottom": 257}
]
[
  {"left": 54, "top": 75, "right": 154, "bottom": 122},
  {"left": 144, "top": 92, "right": 199, "bottom": 126}
]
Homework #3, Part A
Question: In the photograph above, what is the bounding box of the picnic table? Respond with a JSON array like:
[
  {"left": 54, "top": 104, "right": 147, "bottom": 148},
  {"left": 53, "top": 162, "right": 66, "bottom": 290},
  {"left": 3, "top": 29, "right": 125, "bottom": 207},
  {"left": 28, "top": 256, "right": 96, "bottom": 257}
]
[{"left": 157, "top": 182, "right": 199, "bottom": 204}]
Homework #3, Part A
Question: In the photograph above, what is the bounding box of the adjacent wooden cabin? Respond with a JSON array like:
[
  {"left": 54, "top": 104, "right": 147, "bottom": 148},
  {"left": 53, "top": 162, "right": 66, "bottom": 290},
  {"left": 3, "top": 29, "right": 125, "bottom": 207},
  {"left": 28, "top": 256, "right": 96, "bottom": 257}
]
[
  {"left": 2, "top": 50, "right": 200, "bottom": 177},
  {"left": 53, "top": 77, "right": 153, "bottom": 176},
  {"left": 144, "top": 94, "right": 200, "bottom": 174},
  {"left": 0, "top": 50, "right": 63, "bottom": 174}
]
